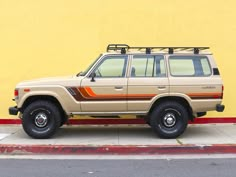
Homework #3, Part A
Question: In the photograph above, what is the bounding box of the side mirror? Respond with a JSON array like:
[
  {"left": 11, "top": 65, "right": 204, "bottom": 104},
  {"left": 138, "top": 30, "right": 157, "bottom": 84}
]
[{"left": 90, "top": 72, "right": 96, "bottom": 82}]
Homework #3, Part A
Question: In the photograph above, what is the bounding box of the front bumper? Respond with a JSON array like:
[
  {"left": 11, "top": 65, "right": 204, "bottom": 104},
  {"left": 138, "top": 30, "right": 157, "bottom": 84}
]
[
  {"left": 216, "top": 104, "right": 225, "bottom": 112},
  {"left": 9, "top": 106, "right": 19, "bottom": 115}
]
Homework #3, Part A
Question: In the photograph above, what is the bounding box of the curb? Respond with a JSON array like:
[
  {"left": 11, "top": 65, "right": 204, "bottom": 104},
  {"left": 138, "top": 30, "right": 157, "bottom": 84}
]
[
  {"left": 0, "top": 118, "right": 236, "bottom": 155},
  {"left": 1, "top": 144, "right": 236, "bottom": 155},
  {"left": 1, "top": 117, "right": 236, "bottom": 125}
]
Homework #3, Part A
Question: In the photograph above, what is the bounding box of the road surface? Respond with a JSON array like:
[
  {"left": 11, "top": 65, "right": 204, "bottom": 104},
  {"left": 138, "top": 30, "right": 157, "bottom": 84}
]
[{"left": 0, "top": 158, "right": 236, "bottom": 177}]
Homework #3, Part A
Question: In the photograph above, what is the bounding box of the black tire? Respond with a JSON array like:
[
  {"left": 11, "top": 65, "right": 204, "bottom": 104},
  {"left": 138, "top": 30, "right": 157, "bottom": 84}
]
[
  {"left": 150, "top": 101, "right": 188, "bottom": 139},
  {"left": 22, "top": 100, "right": 62, "bottom": 139}
]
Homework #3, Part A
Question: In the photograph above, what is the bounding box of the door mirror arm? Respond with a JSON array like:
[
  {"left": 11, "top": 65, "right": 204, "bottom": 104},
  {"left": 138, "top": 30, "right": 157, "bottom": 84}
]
[{"left": 90, "top": 72, "right": 96, "bottom": 82}]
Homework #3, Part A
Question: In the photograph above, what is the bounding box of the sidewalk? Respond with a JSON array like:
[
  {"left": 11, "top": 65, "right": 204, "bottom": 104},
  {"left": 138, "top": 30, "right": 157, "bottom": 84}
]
[{"left": 0, "top": 123, "right": 236, "bottom": 155}]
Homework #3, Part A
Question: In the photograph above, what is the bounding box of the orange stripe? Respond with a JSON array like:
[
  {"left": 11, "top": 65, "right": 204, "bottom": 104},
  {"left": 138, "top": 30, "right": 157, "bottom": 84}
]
[
  {"left": 188, "top": 92, "right": 222, "bottom": 96},
  {"left": 188, "top": 92, "right": 222, "bottom": 99},
  {"left": 79, "top": 87, "right": 156, "bottom": 99},
  {"left": 84, "top": 87, "right": 97, "bottom": 97},
  {"left": 78, "top": 87, "right": 94, "bottom": 98}
]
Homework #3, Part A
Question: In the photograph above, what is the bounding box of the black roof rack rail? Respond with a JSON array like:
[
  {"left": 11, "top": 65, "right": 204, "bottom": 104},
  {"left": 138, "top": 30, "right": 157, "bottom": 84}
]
[
  {"left": 106, "top": 44, "right": 129, "bottom": 54},
  {"left": 106, "top": 44, "right": 209, "bottom": 54}
]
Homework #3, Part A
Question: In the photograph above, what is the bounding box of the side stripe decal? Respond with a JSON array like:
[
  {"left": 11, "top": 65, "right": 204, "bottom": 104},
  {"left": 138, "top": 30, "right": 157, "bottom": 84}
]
[
  {"left": 188, "top": 93, "right": 222, "bottom": 99},
  {"left": 67, "top": 87, "right": 222, "bottom": 101},
  {"left": 67, "top": 87, "right": 156, "bottom": 101}
]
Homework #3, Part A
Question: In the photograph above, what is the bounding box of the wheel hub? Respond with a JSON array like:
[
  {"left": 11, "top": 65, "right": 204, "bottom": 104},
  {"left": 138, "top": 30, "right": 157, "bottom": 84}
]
[
  {"left": 163, "top": 113, "right": 176, "bottom": 127},
  {"left": 35, "top": 113, "right": 48, "bottom": 128}
]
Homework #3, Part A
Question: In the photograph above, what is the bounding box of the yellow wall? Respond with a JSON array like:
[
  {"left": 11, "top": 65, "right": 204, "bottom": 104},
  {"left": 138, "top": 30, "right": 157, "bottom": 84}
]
[{"left": 0, "top": 0, "right": 235, "bottom": 118}]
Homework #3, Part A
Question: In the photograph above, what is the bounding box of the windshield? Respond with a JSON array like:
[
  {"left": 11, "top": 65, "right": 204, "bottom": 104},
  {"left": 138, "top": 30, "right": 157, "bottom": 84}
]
[{"left": 77, "top": 54, "right": 102, "bottom": 76}]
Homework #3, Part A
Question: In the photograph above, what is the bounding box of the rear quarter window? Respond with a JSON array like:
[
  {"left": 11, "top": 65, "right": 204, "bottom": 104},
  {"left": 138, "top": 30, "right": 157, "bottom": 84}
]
[{"left": 169, "top": 56, "right": 212, "bottom": 77}]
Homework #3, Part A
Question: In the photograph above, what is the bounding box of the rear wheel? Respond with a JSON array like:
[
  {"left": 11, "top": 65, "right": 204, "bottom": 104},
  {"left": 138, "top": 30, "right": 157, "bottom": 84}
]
[
  {"left": 150, "top": 101, "right": 188, "bottom": 139},
  {"left": 22, "top": 100, "right": 61, "bottom": 139}
]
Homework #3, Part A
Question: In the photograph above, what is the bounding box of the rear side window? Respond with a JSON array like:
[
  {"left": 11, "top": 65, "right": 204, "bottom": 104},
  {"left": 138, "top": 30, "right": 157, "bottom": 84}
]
[
  {"left": 169, "top": 56, "right": 211, "bottom": 77},
  {"left": 131, "top": 55, "right": 166, "bottom": 77}
]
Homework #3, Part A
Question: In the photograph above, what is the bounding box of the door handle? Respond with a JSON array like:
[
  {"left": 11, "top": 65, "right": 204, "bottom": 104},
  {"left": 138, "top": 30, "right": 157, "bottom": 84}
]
[
  {"left": 114, "top": 86, "right": 123, "bottom": 90},
  {"left": 158, "top": 86, "right": 166, "bottom": 90}
]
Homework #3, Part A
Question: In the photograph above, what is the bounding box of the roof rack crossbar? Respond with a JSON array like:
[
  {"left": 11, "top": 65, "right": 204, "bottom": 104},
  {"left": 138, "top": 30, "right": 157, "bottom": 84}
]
[{"left": 106, "top": 44, "right": 209, "bottom": 54}]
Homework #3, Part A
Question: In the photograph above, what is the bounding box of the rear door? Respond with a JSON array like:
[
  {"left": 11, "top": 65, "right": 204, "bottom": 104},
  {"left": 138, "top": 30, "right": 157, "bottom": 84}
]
[{"left": 127, "top": 55, "right": 169, "bottom": 111}]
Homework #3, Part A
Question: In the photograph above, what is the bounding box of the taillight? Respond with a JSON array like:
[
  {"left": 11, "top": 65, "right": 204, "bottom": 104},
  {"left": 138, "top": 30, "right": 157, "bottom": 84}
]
[{"left": 14, "top": 89, "right": 19, "bottom": 97}]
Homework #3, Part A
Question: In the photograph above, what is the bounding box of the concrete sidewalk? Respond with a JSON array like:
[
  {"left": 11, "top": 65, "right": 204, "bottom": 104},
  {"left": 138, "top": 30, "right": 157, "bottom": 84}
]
[{"left": 0, "top": 124, "right": 236, "bottom": 155}]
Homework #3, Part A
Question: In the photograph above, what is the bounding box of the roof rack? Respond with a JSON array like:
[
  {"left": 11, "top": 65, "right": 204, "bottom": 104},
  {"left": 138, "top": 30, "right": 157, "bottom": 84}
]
[{"left": 106, "top": 44, "right": 209, "bottom": 54}]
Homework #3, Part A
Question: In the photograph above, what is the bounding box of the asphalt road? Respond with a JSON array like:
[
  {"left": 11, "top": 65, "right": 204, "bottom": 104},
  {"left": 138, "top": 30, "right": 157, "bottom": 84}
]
[{"left": 1, "top": 158, "right": 236, "bottom": 177}]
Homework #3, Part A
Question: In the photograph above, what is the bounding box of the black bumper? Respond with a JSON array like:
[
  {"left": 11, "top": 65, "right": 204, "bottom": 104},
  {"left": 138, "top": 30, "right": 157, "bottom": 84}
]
[
  {"left": 9, "top": 106, "right": 19, "bottom": 115},
  {"left": 216, "top": 104, "right": 225, "bottom": 112}
]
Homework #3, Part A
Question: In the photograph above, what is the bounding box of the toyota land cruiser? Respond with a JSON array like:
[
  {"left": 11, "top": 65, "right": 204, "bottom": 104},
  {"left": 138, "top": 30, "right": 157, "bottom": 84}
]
[{"left": 9, "top": 44, "right": 225, "bottom": 139}]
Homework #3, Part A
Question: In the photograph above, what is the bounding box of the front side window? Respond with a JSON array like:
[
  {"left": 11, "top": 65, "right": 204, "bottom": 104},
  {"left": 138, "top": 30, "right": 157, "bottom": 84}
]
[
  {"left": 93, "top": 56, "right": 127, "bottom": 77},
  {"left": 131, "top": 55, "right": 166, "bottom": 77},
  {"left": 169, "top": 56, "right": 212, "bottom": 77}
]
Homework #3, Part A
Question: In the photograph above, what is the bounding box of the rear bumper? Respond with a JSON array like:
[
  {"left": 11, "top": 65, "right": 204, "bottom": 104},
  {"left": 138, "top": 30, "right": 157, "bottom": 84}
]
[
  {"left": 9, "top": 106, "right": 19, "bottom": 115},
  {"left": 216, "top": 104, "right": 225, "bottom": 112}
]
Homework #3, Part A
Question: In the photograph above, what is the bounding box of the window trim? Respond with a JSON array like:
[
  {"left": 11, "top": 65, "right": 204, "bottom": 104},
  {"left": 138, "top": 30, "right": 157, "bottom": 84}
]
[{"left": 168, "top": 55, "right": 212, "bottom": 77}]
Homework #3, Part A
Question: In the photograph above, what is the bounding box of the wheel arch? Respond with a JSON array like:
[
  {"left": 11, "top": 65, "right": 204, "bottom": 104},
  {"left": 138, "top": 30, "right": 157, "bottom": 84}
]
[
  {"left": 20, "top": 95, "right": 67, "bottom": 120},
  {"left": 148, "top": 96, "right": 193, "bottom": 120}
]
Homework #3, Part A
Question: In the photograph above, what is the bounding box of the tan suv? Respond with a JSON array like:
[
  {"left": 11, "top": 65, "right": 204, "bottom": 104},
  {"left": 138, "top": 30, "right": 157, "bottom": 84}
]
[{"left": 9, "top": 44, "right": 225, "bottom": 139}]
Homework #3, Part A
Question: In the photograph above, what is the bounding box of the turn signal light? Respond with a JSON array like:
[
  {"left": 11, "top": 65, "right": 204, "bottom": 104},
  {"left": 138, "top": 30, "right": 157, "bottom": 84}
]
[{"left": 24, "top": 88, "right": 30, "bottom": 92}]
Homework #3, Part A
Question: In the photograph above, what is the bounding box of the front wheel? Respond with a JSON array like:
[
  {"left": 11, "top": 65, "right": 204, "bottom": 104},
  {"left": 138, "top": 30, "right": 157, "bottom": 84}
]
[
  {"left": 150, "top": 101, "right": 189, "bottom": 139},
  {"left": 22, "top": 101, "right": 62, "bottom": 139}
]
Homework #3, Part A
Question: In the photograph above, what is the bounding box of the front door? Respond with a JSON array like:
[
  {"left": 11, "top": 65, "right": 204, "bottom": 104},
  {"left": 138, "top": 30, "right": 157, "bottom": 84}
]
[{"left": 80, "top": 55, "right": 128, "bottom": 112}]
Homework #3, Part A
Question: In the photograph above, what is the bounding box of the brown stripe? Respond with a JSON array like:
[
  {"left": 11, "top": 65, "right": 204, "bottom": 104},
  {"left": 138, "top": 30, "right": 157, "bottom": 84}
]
[
  {"left": 190, "top": 96, "right": 222, "bottom": 100},
  {"left": 127, "top": 97, "right": 154, "bottom": 100},
  {"left": 68, "top": 87, "right": 87, "bottom": 101},
  {"left": 67, "top": 87, "right": 155, "bottom": 101}
]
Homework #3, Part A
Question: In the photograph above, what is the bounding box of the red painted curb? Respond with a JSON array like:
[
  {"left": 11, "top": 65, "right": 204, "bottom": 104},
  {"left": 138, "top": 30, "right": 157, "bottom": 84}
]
[
  {"left": 0, "top": 119, "right": 21, "bottom": 124},
  {"left": 1, "top": 144, "right": 236, "bottom": 155},
  {"left": 189, "top": 118, "right": 236, "bottom": 124},
  {"left": 1, "top": 117, "right": 236, "bottom": 125}
]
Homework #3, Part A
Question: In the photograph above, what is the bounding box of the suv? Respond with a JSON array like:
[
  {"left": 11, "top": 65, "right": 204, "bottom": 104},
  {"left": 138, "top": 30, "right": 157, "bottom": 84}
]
[{"left": 9, "top": 44, "right": 225, "bottom": 139}]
